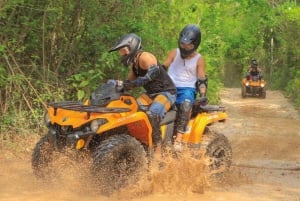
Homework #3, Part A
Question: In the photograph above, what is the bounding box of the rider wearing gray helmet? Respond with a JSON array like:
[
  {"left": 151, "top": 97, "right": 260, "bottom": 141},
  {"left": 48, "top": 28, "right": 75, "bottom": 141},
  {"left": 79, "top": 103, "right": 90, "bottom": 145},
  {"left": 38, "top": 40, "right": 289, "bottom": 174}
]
[{"left": 109, "top": 33, "right": 177, "bottom": 158}]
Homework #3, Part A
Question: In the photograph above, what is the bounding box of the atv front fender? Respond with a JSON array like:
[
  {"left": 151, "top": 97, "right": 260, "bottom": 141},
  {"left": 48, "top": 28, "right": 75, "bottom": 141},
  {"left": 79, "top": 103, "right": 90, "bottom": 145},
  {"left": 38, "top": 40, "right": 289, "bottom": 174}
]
[
  {"left": 186, "top": 111, "right": 227, "bottom": 145},
  {"left": 97, "top": 111, "right": 153, "bottom": 147}
]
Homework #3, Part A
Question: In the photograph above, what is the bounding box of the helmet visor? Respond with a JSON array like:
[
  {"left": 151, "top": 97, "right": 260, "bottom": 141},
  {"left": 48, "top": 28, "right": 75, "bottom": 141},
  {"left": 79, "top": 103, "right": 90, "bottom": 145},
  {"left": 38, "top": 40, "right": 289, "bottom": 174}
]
[{"left": 179, "top": 43, "right": 195, "bottom": 51}]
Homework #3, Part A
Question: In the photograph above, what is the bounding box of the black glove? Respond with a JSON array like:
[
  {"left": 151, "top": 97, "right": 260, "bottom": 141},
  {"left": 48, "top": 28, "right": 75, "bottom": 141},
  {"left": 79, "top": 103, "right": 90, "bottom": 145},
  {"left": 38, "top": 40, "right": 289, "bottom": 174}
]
[
  {"left": 123, "top": 80, "right": 136, "bottom": 90},
  {"left": 199, "top": 94, "right": 208, "bottom": 106},
  {"left": 107, "top": 79, "right": 117, "bottom": 87}
]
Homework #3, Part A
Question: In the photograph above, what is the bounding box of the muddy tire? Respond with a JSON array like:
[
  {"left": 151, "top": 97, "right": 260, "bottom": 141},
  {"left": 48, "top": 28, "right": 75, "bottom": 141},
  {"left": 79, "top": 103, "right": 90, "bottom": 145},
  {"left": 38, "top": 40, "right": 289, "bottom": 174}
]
[
  {"left": 31, "top": 135, "right": 55, "bottom": 179},
  {"left": 241, "top": 86, "right": 246, "bottom": 98},
  {"left": 198, "top": 131, "right": 232, "bottom": 185},
  {"left": 91, "top": 134, "right": 147, "bottom": 195},
  {"left": 261, "top": 87, "right": 266, "bottom": 98}
]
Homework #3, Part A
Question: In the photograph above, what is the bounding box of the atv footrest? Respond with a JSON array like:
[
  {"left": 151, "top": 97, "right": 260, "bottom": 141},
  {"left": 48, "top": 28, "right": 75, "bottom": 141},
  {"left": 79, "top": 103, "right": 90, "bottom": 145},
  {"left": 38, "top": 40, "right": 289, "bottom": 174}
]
[{"left": 199, "top": 105, "right": 226, "bottom": 112}]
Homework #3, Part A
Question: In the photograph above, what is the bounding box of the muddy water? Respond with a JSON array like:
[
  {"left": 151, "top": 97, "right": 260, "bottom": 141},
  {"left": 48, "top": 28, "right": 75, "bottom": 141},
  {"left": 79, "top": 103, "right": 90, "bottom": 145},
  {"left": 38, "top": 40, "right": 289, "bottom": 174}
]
[{"left": 1, "top": 88, "right": 300, "bottom": 201}]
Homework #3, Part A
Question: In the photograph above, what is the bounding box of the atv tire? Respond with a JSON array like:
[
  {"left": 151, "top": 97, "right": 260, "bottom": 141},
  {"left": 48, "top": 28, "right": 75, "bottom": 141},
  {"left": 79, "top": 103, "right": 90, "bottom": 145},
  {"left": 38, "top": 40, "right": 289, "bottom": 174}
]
[
  {"left": 261, "top": 87, "right": 266, "bottom": 99},
  {"left": 241, "top": 86, "right": 246, "bottom": 98},
  {"left": 31, "top": 135, "right": 55, "bottom": 179},
  {"left": 197, "top": 131, "right": 232, "bottom": 186},
  {"left": 91, "top": 134, "right": 147, "bottom": 195}
]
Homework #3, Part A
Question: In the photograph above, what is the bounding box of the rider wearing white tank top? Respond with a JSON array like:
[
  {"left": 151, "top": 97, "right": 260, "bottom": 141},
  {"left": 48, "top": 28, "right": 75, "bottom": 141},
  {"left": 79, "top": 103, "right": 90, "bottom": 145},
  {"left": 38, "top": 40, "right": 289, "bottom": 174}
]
[
  {"left": 168, "top": 49, "right": 201, "bottom": 88},
  {"left": 162, "top": 24, "right": 207, "bottom": 152}
]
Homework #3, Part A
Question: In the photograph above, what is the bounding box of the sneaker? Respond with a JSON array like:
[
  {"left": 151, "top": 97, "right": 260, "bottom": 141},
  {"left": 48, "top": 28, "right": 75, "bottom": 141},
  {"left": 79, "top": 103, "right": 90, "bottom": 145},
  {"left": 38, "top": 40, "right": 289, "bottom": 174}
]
[
  {"left": 173, "top": 141, "right": 183, "bottom": 152},
  {"left": 152, "top": 143, "right": 162, "bottom": 160}
]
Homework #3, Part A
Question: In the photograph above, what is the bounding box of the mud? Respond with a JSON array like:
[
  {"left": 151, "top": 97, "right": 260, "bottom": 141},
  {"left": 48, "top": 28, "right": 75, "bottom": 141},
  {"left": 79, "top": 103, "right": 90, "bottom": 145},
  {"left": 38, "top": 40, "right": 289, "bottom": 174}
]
[{"left": 1, "top": 88, "right": 300, "bottom": 201}]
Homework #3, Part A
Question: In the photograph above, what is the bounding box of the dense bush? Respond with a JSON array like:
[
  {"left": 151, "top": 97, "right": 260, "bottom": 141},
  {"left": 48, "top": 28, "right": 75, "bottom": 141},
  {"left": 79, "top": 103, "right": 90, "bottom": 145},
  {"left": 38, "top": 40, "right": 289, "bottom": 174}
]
[{"left": 0, "top": 0, "right": 299, "bottom": 133}]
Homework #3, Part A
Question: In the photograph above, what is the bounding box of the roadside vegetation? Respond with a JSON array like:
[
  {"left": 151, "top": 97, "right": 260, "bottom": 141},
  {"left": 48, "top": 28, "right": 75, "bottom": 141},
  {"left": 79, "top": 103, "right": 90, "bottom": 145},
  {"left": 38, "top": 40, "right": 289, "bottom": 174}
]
[{"left": 0, "top": 0, "right": 299, "bottom": 138}]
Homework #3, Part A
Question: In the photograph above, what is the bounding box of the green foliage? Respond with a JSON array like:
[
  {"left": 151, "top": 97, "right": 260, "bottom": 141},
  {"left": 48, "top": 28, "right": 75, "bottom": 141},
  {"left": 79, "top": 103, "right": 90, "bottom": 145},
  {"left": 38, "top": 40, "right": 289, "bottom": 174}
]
[
  {"left": 265, "top": 2, "right": 299, "bottom": 94},
  {"left": 67, "top": 67, "right": 104, "bottom": 100},
  {"left": 285, "top": 70, "right": 300, "bottom": 108},
  {"left": 0, "top": 65, "right": 7, "bottom": 87},
  {"left": 1, "top": 0, "right": 300, "bottom": 133}
]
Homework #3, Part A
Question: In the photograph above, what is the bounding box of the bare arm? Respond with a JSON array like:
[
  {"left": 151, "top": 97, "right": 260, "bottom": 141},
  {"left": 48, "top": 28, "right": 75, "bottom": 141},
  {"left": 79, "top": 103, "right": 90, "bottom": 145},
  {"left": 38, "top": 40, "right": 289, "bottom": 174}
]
[
  {"left": 127, "top": 67, "right": 136, "bottom": 81},
  {"left": 138, "top": 52, "right": 158, "bottom": 70},
  {"left": 127, "top": 52, "right": 157, "bottom": 80},
  {"left": 124, "top": 52, "right": 159, "bottom": 89},
  {"left": 197, "top": 56, "right": 206, "bottom": 78},
  {"left": 197, "top": 56, "right": 207, "bottom": 95},
  {"left": 163, "top": 49, "right": 177, "bottom": 68}
]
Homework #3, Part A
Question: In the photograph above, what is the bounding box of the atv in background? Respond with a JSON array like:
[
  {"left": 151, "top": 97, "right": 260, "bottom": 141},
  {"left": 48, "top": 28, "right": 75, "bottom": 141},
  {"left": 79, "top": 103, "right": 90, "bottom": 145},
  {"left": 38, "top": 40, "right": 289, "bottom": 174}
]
[
  {"left": 32, "top": 81, "right": 232, "bottom": 194},
  {"left": 241, "top": 75, "right": 266, "bottom": 98}
]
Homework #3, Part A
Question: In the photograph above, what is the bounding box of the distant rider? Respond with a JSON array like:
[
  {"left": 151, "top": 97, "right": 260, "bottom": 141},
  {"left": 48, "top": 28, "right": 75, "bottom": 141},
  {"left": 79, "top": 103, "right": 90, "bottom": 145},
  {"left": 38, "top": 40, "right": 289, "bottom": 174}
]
[{"left": 246, "top": 58, "right": 263, "bottom": 80}]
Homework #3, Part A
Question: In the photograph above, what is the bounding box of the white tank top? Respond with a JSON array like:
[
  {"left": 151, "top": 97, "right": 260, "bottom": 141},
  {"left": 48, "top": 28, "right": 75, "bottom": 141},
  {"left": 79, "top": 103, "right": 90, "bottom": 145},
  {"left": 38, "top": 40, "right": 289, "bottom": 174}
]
[{"left": 168, "top": 48, "right": 201, "bottom": 88}]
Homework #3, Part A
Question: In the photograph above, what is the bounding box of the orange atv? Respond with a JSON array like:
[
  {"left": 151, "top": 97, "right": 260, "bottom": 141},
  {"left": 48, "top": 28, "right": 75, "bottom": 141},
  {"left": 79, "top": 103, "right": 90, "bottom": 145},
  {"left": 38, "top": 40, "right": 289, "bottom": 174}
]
[
  {"left": 241, "top": 75, "right": 266, "bottom": 98},
  {"left": 32, "top": 82, "right": 232, "bottom": 194}
]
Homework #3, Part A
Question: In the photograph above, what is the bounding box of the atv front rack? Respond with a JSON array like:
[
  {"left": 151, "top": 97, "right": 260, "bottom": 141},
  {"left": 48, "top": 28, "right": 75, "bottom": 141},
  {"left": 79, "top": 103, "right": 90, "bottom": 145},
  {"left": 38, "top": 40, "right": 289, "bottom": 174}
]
[{"left": 48, "top": 101, "right": 131, "bottom": 116}]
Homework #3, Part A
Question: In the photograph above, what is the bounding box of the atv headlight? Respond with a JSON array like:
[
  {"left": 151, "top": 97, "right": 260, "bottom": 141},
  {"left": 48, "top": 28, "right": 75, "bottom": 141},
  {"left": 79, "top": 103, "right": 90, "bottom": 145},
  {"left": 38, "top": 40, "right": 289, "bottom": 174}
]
[
  {"left": 261, "top": 83, "right": 265, "bottom": 87},
  {"left": 44, "top": 113, "right": 51, "bottom": 127},
  {"left": 90, "top": 118, "right": 108, "bottom": 132},
  {"left": 245, "top": 82, "right": 250, "bottom": 86}
]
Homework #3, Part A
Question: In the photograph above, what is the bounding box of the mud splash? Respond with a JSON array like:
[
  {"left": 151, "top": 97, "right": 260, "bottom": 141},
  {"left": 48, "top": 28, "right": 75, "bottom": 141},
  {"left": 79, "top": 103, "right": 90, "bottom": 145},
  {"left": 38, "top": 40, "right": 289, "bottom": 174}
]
[{"left": 1, "top": 88, "right": 300, "bottom": 201}]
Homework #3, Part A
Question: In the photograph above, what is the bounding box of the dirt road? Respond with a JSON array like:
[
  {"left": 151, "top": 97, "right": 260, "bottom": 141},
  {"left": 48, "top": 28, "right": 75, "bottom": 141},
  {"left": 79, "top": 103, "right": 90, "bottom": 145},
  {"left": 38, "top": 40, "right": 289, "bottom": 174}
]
[{"left": 1, "top": 88, "right": 300, "bottom": 201}]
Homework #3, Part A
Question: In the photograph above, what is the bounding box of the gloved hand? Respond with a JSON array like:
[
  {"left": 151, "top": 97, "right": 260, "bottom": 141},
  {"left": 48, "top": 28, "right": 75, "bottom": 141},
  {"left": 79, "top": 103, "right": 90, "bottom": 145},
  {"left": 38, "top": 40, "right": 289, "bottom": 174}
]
[
  {"left": 107, "top": 79, "right": 123, "bottom": 87},
  {"left": 199, "top": 93, "right": 208, "bottom": 106},
  {"left": 107, "top": 79, "right": 117, "bottom": 86},
  {"left": 123, "top": 80, "right": 136, "bottom": 90}
]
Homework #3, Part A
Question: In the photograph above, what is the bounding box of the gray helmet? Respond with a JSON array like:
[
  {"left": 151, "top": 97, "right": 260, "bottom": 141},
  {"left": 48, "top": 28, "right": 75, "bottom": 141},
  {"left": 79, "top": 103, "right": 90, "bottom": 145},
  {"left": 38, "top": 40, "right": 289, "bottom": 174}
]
[
  {"left": 178, "top": 24, "right": 201, "bottom": 59},
  {"left": 109, "top": 33, "right": 142, "bottom": 67},
  {"left": 251, "top": 58, "right": 258, "bottom": 67}
]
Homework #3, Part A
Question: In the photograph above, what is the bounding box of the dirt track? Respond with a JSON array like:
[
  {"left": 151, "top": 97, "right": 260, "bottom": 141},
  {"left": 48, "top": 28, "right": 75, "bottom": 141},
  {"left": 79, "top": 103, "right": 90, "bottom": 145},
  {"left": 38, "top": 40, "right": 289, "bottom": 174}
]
[{"left": 1, "top": 88, "right": 300, "bottom": 201}]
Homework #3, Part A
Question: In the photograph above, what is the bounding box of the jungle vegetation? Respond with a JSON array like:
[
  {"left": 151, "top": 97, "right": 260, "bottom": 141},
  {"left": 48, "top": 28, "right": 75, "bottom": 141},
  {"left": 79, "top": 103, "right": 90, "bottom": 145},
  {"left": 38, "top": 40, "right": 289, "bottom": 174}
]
[{"left": 0, "top": 0, "right": 299, "bottom": 134}]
